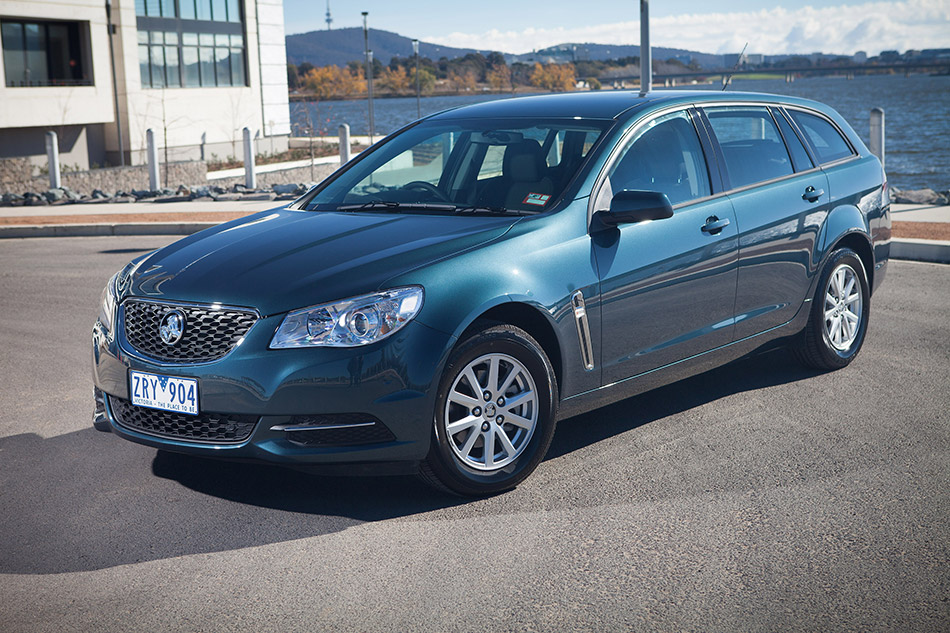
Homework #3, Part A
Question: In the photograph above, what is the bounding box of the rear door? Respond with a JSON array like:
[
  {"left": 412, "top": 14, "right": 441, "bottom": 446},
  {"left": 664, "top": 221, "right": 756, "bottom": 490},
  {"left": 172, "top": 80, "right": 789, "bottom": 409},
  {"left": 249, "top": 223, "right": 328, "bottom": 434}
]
[{"left": 700, "top": 105, "right": 830, "bottom": 340}]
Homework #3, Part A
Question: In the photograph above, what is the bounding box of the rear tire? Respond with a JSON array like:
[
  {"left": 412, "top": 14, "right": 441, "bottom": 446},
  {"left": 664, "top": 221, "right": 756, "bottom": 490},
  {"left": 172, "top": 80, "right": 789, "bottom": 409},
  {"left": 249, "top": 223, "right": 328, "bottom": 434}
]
[
  {"left": 792, "top": 247, "right": 870, "bottom": 370},
  {"left": 420, "top": 324, "right": 558, "bottom": 496}
]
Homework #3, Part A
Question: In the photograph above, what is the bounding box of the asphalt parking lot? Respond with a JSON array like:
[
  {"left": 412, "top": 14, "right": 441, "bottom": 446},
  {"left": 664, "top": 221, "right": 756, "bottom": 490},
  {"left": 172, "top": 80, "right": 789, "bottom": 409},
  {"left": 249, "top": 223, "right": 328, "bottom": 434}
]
[{"left": 1, "top": 236, "right": 947, "bottom": 632}]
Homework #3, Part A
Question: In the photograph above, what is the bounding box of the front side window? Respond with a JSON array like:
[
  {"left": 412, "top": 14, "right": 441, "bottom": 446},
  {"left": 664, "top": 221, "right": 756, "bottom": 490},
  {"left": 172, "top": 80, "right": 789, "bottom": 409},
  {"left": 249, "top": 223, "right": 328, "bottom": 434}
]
[
  {"left": 705, "top": 106, "right": 793, "bottom": 189},
  {"left": 1, "top": 20, "right": 89, "bottom": 87},
  {"left": 787, "top": 110, "right": 854, "bottom": 165},
  {"left": 602, "top": 110, "right": 711, "bottom": 208},
  {"left": 307, "top": 119, "right": 608, "bottom": 214}
]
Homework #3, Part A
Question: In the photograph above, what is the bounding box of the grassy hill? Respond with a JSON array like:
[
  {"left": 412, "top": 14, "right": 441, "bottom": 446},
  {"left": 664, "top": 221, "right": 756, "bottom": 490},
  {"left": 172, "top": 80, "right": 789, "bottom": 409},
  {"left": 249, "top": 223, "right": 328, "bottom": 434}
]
[{"left": 286, "top": 27, "right": 495, "bottom": 67}]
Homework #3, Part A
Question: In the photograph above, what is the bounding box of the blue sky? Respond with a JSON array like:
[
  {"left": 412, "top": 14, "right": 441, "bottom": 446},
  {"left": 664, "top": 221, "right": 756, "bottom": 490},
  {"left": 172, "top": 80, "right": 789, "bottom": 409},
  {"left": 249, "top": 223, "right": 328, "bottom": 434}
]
[{"left": 283, "top": 0, "right": 950, "bottom": 56}]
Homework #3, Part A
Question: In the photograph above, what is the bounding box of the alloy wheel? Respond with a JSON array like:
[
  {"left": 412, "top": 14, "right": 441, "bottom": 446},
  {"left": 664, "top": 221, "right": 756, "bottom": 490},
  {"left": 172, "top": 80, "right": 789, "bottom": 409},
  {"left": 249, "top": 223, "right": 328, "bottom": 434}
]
[
  {"left": 823, "top": 263, "right": 864, "bottom": 352},
  {"left": 443, "top": 352, "right": 538, "bottom": 471}
]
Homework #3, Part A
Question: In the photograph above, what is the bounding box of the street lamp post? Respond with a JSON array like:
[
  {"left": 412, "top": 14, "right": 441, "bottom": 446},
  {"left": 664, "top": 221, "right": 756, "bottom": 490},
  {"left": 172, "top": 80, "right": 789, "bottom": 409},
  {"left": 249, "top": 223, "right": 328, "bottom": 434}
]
[
  {"left": 362, "top": 11, "right": 375, "bottom": 144},
  {"left": 412, "top": 39, "right": 420, "bottom": 118},
  {"left": 639, "top": 0, "right": 652, "bottom": 96}
]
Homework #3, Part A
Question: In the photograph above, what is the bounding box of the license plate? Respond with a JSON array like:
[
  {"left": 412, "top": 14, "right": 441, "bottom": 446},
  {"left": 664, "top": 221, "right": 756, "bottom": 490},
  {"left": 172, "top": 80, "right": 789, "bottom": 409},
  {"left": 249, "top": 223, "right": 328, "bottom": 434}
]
[{"left": 130, "top": 370, "right": 198, "bottom": 415}]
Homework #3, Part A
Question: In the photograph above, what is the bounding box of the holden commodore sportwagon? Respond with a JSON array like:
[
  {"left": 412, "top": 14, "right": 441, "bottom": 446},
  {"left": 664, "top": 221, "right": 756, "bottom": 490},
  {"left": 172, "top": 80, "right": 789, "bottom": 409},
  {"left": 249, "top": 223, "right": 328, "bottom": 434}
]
[{"left": 92, "top": 90, "right": 890, "bottom": 495}]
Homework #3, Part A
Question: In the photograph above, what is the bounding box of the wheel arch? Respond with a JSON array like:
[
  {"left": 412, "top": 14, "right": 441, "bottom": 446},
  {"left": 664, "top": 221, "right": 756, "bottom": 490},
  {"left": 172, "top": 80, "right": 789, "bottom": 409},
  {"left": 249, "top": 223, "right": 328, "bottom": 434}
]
[
  {"left": 827, "top": 230, "right": 875, "bottom": 293},
  {"left": 458, "top": 301, "right": 564, "bottom": 396},
  {"left": 817, "top": 202, "right": 875, "bottom": 294}
]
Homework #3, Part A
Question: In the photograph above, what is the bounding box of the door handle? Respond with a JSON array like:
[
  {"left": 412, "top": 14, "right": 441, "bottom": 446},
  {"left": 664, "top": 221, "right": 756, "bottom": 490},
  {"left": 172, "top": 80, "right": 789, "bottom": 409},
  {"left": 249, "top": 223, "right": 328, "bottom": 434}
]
[
  {"left": 803, "top": 186, "right": 825, "bottom": 202},
  {"left": 701, "top": 216, "right": 730, "bottom": 235}
]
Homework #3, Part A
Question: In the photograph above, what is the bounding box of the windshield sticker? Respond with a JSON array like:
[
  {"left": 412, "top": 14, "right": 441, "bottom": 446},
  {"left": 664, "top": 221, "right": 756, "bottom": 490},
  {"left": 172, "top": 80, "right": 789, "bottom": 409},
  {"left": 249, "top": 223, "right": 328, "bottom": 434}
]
[{"left": 522, "top": 193, "right": 551, "bottom": 206}]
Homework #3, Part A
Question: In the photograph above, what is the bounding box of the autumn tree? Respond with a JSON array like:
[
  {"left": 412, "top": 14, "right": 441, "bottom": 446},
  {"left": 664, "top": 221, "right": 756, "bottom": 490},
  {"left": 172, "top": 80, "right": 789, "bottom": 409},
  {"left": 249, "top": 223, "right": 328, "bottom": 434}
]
[
  {"left": 487, "top": 64, "right": 511, "bottom": 91},
  {"left": 302, "top": 65, "right": 365, "bottom": 99},
  {"left": 530, "top": 63, "right": 576, "bottom": 92},
  {"left": 448, "top": 69, "right": 477, "bottom": 93},
  {"left": 377, "top": 66, "right": 410, "bottom": 94}
]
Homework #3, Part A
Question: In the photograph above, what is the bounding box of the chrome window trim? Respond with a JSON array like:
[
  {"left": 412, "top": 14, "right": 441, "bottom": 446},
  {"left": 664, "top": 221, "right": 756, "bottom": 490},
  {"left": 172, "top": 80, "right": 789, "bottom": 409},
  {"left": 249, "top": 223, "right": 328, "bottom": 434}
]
[
  {"left": 118, "top": 297, "right": 261, "bottom": 367},
  {"left": 587, "top": 103, "right": 698, "bottom": 223},
  {"left": 587, "top": 99, "right": 862, "bottom": 224}
]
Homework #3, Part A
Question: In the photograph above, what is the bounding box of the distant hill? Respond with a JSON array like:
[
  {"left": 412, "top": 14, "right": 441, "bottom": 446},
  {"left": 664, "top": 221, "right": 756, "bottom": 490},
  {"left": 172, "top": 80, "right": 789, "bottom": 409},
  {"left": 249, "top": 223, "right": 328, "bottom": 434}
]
[
  {"left": 286, "top": 27, "right": 496, "bottom": 67},
  {"left": 509, "top": 43, "right": 723, "bottom": 69},
  {"left": 286, "top": 27, "right": 725, "bottom": 70}
]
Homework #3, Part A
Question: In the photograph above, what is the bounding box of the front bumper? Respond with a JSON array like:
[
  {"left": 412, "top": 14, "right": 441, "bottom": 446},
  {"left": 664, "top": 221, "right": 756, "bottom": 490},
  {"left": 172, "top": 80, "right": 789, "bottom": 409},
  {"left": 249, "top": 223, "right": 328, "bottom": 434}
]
[{"left": 91, "top": 312, "right": 454, "bottom": 466}]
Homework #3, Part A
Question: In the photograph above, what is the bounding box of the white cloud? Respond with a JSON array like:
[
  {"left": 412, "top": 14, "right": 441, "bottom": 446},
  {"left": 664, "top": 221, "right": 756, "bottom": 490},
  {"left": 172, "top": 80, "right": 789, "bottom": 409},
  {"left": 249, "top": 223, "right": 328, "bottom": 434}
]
[{"left": 425, "top": 0, "right": 950, "bottom": 55}]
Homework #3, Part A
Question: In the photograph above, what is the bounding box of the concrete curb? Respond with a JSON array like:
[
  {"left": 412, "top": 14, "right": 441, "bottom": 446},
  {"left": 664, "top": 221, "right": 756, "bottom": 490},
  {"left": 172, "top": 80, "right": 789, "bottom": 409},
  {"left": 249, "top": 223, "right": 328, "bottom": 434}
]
[
  {"left": 0, "top": 222, "right": 219, "bottom": 239},
  {"left": 890, "top": 238, "right": 950, "bottom": 264}
]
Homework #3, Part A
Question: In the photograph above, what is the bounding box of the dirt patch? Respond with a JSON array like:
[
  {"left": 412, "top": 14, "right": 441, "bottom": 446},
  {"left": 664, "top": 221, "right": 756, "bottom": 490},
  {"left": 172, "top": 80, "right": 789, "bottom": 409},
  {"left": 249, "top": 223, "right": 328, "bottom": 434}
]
[{"left": 891, "top": 221, "right": 950, "bottom": 241}]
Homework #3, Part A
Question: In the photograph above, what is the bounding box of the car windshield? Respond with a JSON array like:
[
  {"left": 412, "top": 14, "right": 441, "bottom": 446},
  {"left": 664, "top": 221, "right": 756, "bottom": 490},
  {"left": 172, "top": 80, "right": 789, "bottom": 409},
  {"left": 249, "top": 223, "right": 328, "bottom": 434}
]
[{"left": 305, "top": 118, "right": 608, "bottom": 215}]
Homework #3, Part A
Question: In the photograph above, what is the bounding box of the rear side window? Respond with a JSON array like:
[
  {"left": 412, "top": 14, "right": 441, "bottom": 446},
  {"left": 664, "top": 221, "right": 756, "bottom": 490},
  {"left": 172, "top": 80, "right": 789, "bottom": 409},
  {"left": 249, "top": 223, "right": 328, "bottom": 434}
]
[
  {"left": 787, "top": 110, "right": 854, "bottom": 164},
  {"left": 773, "top": 109, "right": 814, "bottom": 172},
  {"left": 705, "top": 106, "right": 793, "bottom": 189}
]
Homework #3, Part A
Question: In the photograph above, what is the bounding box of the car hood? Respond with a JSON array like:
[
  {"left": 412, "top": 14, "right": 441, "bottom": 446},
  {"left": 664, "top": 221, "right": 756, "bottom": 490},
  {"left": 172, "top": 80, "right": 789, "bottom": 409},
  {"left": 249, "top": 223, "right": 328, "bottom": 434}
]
[{"left": 123, "top": 208, "right": 520, "bottom": 315}]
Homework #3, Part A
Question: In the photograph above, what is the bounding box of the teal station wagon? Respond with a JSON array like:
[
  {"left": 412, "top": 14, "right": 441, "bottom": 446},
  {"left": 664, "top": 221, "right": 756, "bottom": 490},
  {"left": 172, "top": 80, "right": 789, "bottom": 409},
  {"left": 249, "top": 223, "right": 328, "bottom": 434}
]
[{"left": 92, "top": 90, "right": 890, "bottom": 495}]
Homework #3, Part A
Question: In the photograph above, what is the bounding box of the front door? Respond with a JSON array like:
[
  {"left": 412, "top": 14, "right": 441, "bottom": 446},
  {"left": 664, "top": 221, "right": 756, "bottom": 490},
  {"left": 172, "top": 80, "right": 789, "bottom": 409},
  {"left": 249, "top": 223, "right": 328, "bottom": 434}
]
[{"left": 592, "top": 109, "right": 739, "bottom": 385}]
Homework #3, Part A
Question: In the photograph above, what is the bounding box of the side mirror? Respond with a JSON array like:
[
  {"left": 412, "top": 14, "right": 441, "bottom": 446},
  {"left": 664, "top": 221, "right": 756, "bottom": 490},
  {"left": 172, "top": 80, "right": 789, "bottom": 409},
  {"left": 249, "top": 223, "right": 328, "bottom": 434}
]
[{"left": 595, "top": 190, "right": 674, "bottom": 228}]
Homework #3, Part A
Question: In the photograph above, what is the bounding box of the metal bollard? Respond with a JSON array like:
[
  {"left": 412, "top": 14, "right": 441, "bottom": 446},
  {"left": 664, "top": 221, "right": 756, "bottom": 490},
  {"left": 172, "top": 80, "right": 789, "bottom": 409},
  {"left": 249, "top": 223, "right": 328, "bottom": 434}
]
[
  {"left": 869, "top": 108, "right": 885, "bottom": 169},
  {"left": 243, "top": 127, "right": 256, "bottom": 189},
  {"left": 146, "top": 128, "right": 159, "bottom": 191},
  {"left": 45, "top": 131, "right": 61, "bottom": 189},
  {"left": 339, "top": 123, "right": 351, "bottom": 164}
]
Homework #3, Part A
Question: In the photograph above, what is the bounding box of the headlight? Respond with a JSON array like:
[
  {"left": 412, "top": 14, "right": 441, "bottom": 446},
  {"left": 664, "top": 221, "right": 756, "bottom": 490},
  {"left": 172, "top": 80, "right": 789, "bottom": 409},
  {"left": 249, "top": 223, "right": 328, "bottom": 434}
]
[
  {"left": 98, "top": 272, "right": 119, "bottom": 339},
  {"left": 270, "top": 286, "right": 424, "bottom": 349}
]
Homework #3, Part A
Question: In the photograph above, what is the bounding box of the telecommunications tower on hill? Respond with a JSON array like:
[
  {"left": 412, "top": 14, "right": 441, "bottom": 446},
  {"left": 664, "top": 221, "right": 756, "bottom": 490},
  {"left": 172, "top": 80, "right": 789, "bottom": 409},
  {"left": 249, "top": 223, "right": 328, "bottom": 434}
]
[{"left": 325, "top": 0, "right": 332, "bottom": 30}]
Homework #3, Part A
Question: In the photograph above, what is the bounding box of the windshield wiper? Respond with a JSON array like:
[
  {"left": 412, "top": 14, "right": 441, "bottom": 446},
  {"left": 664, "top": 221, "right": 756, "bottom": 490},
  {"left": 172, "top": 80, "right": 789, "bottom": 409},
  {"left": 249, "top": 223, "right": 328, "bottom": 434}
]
[{"left": 336, "top": 201, "right": 457, "bottom": 212}]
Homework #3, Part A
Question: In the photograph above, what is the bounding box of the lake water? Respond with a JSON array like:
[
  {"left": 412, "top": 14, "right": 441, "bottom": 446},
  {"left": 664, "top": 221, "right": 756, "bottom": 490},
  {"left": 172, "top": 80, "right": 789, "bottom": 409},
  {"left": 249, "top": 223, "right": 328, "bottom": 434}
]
[{"left": 291, "top": 74, "right": 950, "bottom": 190}]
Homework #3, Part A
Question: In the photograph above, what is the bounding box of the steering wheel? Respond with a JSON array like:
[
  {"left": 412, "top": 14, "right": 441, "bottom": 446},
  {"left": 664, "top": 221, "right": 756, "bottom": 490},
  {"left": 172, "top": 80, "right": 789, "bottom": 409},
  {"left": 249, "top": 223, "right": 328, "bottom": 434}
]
[{"left": 402, "top": 180, "right": 451, "bottom": 203}]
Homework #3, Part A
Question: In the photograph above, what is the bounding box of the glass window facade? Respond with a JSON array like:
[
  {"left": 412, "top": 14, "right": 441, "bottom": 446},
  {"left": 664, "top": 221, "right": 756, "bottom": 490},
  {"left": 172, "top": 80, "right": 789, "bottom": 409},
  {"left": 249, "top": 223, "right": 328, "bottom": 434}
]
[
  {"left": 136, "top": 0, "right": 246, "bottom": 89},
  {"left": 1, "top": 19, "right": 89, "bottom": 87}
]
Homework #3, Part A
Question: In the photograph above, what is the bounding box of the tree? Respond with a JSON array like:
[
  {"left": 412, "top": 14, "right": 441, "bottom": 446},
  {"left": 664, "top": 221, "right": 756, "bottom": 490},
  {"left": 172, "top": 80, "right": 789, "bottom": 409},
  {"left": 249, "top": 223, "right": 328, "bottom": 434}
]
[
  {"left": 448, "top": 69, "right": 477, "bottom": 93},
  {"left": 487, "top": 64, "right": 511, "bottom": 91},
  {"left": 410, "top": 67, "right": 436, "bottom": 94},
  {"left": 287, "top": 63, "right": 299, "bottom": 90},
  {"left": 301, "top": 65, "right": 365, "bottom": 99},
  {"left": 530, "top": 63, "right": 576, "bottom": 91},
  {"left": 378, "top": 66, "right": 410, "bottom": 94}
]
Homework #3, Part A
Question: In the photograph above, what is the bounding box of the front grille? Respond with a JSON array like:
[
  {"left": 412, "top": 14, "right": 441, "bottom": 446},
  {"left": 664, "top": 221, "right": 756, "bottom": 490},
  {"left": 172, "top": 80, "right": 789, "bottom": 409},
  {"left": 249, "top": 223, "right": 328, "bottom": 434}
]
[
  {"left": 109, "top": 396, "right": 258, "bottom": 443},
  {"left": 122, "top": 299, "right": 257, "bottom": 363},
  {"left": 283, "top": 414, "right": 396, "bottom": 447}
]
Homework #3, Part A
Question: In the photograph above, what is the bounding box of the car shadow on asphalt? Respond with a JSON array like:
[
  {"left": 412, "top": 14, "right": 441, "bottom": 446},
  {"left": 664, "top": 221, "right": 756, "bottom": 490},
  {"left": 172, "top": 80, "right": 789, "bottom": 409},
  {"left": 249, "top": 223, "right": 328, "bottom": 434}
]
[
  {"left": 546, "top": 348, "right": 820, "bottom": 459},
  {"left": 0, "top": 349, "right": 818, "bottom": 575},
  {"left": 0, "top": 427, "right": 461, "bottom": 575}
]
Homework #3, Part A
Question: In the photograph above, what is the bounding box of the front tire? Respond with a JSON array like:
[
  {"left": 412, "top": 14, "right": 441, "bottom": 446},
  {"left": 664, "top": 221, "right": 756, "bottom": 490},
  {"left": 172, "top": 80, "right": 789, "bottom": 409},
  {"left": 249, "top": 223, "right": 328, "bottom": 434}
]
[
  {"left": 793, "top": 247, "right": 870, "bottom": 370},
  {"left": 420, "top": 324, "right": 558, "bottom": 496}
]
